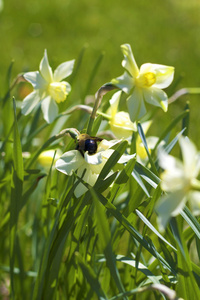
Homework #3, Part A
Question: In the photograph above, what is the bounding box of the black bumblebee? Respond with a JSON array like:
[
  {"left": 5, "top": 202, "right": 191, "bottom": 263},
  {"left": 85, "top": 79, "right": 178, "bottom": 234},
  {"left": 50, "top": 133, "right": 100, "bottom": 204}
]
[{"left": 76, "top": 134, "right": 103, "bottom": 155}]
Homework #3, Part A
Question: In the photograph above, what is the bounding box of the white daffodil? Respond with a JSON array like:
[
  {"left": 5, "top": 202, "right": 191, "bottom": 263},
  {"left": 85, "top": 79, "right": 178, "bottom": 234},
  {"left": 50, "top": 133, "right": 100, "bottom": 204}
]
[
  {"left": 111, "top": 44, "right": 174, "bottom": 122},
  {"left": 21, "top": 50, "right": 75, "bottom": 123},
  {"left": 156, "top": 136, "right": 200, "bottom": 229},
  {"left": 55, "top": 139, "right": 135, "bottom": 198},
  {"left": 108, "top": 91, "right": 137, "bottom": 139}
]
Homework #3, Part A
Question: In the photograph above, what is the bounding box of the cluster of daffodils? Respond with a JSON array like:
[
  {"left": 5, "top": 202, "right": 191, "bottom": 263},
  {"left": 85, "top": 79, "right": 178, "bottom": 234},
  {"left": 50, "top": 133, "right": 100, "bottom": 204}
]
[
  {"left": 55, "top": 136, "right": 135, "bottom": 198},
  {"left": 21, "top": 43, "right": 200, "bottom": 229},
  {"left": 156, "top": 136, "right": 200, "bottom": 229}
]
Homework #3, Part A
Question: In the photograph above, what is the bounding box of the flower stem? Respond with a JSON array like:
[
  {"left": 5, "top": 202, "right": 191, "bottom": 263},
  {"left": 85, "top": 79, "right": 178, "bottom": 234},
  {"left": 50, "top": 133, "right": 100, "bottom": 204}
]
[
  {"left": 87, "top": 83, "right": 118, "bottom": 135},
  {"left": 169, "top": 87, "right": 200, "bottom": 104}
]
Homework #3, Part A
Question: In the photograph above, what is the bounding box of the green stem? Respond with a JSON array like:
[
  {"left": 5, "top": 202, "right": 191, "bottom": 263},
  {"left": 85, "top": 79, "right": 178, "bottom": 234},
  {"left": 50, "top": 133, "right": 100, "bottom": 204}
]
[
  {"left": 169, "top": 87, "right": 200, "bottom": 104},
  {"left": 87, "top": 83, "right": 118, "bottom": 135}
]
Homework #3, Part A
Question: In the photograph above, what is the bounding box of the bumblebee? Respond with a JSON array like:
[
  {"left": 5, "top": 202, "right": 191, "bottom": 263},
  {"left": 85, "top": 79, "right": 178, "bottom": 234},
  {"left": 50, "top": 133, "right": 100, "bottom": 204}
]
[{"left": 76, "top": 134, "right": 103, "bottom": 155}]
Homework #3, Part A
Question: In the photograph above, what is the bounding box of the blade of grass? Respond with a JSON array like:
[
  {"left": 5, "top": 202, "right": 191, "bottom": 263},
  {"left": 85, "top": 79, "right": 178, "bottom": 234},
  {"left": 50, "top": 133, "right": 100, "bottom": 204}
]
[
  {"left": 91, "top": 189, "right": 128, "bottom": 299},
  {"left": 76, "top": 252, "right": 108, "bottom": 300},
  {"left": 10, "top": 98, "right": 24, "bottom": 298}
]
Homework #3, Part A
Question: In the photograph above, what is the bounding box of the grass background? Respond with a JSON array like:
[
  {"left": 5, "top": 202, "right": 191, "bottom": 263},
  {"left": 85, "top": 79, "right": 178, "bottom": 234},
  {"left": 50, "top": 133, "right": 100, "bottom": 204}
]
[{"left": 1, "top": 0, "right": 200, "bottom": 138}]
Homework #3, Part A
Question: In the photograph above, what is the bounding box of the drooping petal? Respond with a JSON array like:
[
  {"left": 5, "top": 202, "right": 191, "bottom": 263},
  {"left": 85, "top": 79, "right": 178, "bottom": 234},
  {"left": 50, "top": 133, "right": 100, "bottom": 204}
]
[
  {"left": 140, "top": 63, "right": 174, "bottom": 89},
  {"left": 55, "top": 150, "right": 84, "bottom": 175},
  {"left": 156, "top": 190, "right": 186, "bottom": 229},
  {"left": 41, "top": 96, "right": 58, "bottom": 123},
  {"left": 126, "top": 88, "right": 146, "bottom": 122},
  {"left": 39, "top": 49, "right": 53, "bottom": 83},
  {"left": 111, "top": 71, "right": 134, "bottom": 94},
  {"left": 109, "top": 91, "right": 122, "bottom": 117},
  {"left": 75, "top": 167, "right": 98, "bottom": 198},
  {"left": 24, "top": 71, "right": 47, "bottom": 89},
  {"left": 21, "top": 91, "right": 41, "bottom": 115},
  {"left": 120, "top": 44, "right": 139, "bottom": 77},
  {"left": 38, "top": 149, "right": 62, "bottom": 168},
  {"left": 158, "top": 148, "right": 183, "bottom": 172},
  {"left": 179, "top": 136, "right": 199, "bottom": 179},
  {"left": 53, "top": 60, "right": 75, "bottom": 82},
  {"left": 143, "top": 87, "right": 168, "bottom": 112}
]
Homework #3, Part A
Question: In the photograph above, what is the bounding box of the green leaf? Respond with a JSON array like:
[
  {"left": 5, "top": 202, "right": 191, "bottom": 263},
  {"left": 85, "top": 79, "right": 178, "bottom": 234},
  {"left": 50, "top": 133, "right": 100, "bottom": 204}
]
[
  {"left": 181, "top": 206, "right": 200, "bottom": 239},
  {"left": 76, "top": 252, "right": 108, "bottom": 300},
  {"left": 109, "top": 156, "right": 136, "bottom": 201},
  {"left": 89, "top": 187, "right": 176, "bottom": 275},
  {"left": 137, "top": 122, "right": 158, "bottom": 175},
  {"left": 134, "top": 161, "right": 160, "bottom": 188},
  {"left": 135, "top": 209, "right": 176, "bottom": 251},
  {"left": 10, "top": 98, "right": 24, "bottom": 298},
  {"left": 182, "top": 101, "right": 190, "bottom": 136},
  {"left": 91, "top": 189, "right": 127, "bottom": 298},
  {"left": 97, "top": 140, "right": 128, "bottom": 181},
  {"left": 170, "top": 218, "right": 200, "bottom": 299},
  {"left": 152, "top": 109, "right": 189, "bottom": 156}
]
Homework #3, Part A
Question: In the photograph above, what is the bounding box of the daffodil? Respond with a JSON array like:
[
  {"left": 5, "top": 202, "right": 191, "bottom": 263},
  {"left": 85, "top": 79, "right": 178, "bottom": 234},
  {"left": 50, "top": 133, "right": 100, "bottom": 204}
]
[
  {"left": 111, "top": 44, "right": 174, "bottom": 122},
  {"left": 107, "top": 93, "right": 155, "bottom": 162},
  {"left": 38, "top": 149, "right": 62, "bottom": 168},
  {"left": 108, "top": 91, "right": 137, "bottom": 139},
  {"left": 55, "top": 139, "right": 135, "bottom": 198},
  {"left": 156, "top": 136, "right": 200, "bottom": 229},
  {"left": 21, "top": 49, "right": 75, "bottom": 123}
]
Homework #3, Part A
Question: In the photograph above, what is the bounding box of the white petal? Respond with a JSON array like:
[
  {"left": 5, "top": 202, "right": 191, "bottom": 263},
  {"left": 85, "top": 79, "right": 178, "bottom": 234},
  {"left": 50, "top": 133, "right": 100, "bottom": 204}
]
[
  {"left": 74, "top": 167, "right": 98, "bottom": 198},
  {"left": 84, "top": 151, "right": 103, "bottom": 165},
  {"left": 24, "top": 71, "right": 47, "bottom": 89},
  {"left": 39, "top": 49, "right": 53, "bottom": 83},
  {"left": 21, "top": 91, "right": 41, "bottom": 115},
  {"left": 120, "top": 44, "right": 139, "bottom": 77},
  {"left": 109, "top": 91, "right": 122, "bottom": 117},
  {"left": 140, "top": 63, "right": 174, "bottom": 89},
  {"left": 53, "top": 60, "right": 75, "bottom": 82},
  {"left": 158, "top": 148, "right": 182, "bottom": 172},
  {"left": 111, "top": 71, "right": 134, "bottom": 94},
  {"left": 118, "top": 153, "right": 136, "bottom": 164},
  {"left": 97, "top": 139, "right": 120, "bottom": 152},
  {"left": 55, "top": 150, "right": 84, "bottom": 175},
  {"left": 189, "top": 191, "right": 200, "bottom": 215},
  {"left": 127, "top": 88, "right": 146, "bottom": 122},
  {"left": 41, "top": 96, "right": 58, "bottom": 123},
  {"left": 179, "top": 136, "right": 199, "bottom": 178},
  {"left": 156, "top": 190, "right": 186, "bottom": 229},
  {"left": 143, "top": 87, "right": 168, "bottom": 112}
]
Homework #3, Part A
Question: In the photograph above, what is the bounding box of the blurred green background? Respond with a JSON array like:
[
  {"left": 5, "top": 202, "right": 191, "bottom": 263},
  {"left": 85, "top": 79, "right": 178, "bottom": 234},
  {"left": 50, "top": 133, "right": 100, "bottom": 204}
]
[{"left": 1, "top": 0, "right": 200, "bottom": 145}]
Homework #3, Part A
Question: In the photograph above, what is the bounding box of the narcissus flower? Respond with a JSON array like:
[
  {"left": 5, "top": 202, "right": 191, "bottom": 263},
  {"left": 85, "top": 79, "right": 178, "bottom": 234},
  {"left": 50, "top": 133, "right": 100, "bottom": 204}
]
[
  {"left": 108, "top": 91, "right": 137, "bottom": 139},
  {"left": 111, "top": 44, "right": 174, "bottom": 122},
  {"left": 21, "top": 49, "right": 75, "bottom": 123},
  {"left": 55, "top": 139, "right": 135, "bottom": 198},
  {"left": 38, "top": 149, "right": 62, "bottom": 168},
  {"left": 156, "top": 136, "right": 200, "bottom": 229}
]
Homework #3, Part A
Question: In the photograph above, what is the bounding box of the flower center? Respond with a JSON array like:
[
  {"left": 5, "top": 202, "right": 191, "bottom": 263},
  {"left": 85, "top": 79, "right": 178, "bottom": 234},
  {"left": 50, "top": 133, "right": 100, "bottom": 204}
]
[
  {"left": 48, "top": 82, "right": 67, "bottom": 103},
  {"left": 136, "top": 72, "right": 156, "bottom": 88}
]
